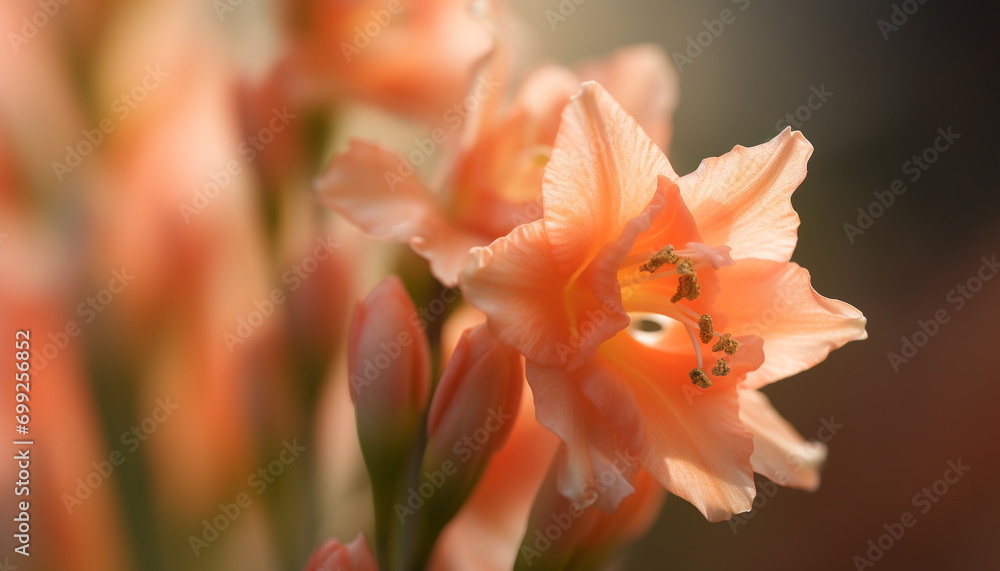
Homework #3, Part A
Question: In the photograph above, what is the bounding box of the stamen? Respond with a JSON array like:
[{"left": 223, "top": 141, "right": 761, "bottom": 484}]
[
  {"left": 711, "top": 358, "right": 731, "bottom": 377},
  {"left": 635, "top": 310, "right": 721, "bottom": 389},
  {"left": 639, "top": 245, "right": 678, "bottom": 273},
  {"left": 629, "top": 303, "right": 721, "bottom": 347},
  {"left": 620, "top": 258, "right": 710, "bottom": 293},
  {"left": 712, "top": 333, "right": 740, "bottom": 355},
  {"left": 698, "top": 314, "right": 714, "bottom": 344},
  {"left": 684, "top": 326, "right": 705, "bottom": 370},
  {"left": 690, "top": 368, "right": 712, "bottom": 389},
  {"left": 669, "top": 259, "right": 701, "bottom": 303}
]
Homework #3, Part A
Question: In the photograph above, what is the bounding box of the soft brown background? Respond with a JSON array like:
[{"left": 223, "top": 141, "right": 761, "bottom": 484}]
[{"left": 509, "top": 0, "right": 1000, "bottom": 569}]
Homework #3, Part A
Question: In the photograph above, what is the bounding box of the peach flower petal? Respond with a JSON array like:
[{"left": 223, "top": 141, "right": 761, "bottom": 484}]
[
  {"left": 463, "top": 183, "right": 665, "bottom": 369},
  {"left": 567, "top": 471, "right": 667, "bottom": 568},
  {"left": 605, "top": 333, "right": 764, "bottom": 522},
  {"left": 451, "top": 65, "right": 579, "bottom": 238},
  {"left": 509, "top": 64, "right": 581, "bottom": 147},
  {"left": 542, "top": 82, "right": 676, "bottom": 274},
  {"left": 455, "top": 46, "right": 679, "bottom": 239},
  {"left": 576, "top": 43, "right": 679, "bottom": 151},
  {"left": 739, "top": 389, "right": 828, "bottom": 491},
  {"left": 289, "top": 0, "right": 494, "bottom": 122},
  {"left": 713, "top": 258, "right": 868, "bottom": 389},
  {"left": 462, "top": 221, "right": 569, "bottom": 365},
  {"left": 629, "top": 178, "right": 704, "bottom": 259},
  {"left": 526, "top": 357, "right": 643, "bottom": 513},
  {"left": 678, "top": 128, "right": 813, "bottom": 263},
  {"left": 314, "top": 139, "right": 488, "bottom": 285}
]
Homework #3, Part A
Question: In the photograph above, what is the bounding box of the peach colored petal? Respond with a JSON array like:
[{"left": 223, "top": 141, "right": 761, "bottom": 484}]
[
  {"left": 739, "top": 389, "right": 828, "bottom": 491},
  {"left": 514, "top": 464, "right": 666, "bottom": 571},
  {"left": 526, "top": 357, "right": 643, "bottom": 513},
  {"left": 461, "top": 221, "right": 570, "bottom": 365},
  {"left": 454, "top": 141, "right": 548, "bottom": 238},
  {"left": 510, "top": 64, "right": 581, "bottom": 146},
  {"left": 565, "top": 187, "right": 668, "bottom": 366},
  {"left": 515, "top": 467, "right": 667, "bottom": 571},
  {"left": 289, "top": 0, "right": 494, "bottom": 122},
  {"left": 463, "top": 185, "right": 664, "bottom": 369},
  {"left": 455, "top": 46, "right": 680, "bottom": 240},
  {"left": 411, "top": 229, "right": 492, "bottom": 287},
  {"left": 315, "top": 139, "right": 488, "bottom": 285},
  {"left": 451, "top": 65, "right": 578, "bottom": 237},
  {"left": 314, "top": 140, "right": 442, "bottom": 239},
  {"left": 605, "top": 333, "right": 763, "bottom": 522},
  {"left": 713, "top": 258, "right": 868, "bottom": 389},
  {"left": 567, "top": 471, "right": 667, "bottom": 568},
  {"left": 678, "top": 128, "right": 813, "bottom": 263},
  {"left": 542, "top": 81, "right": 677, "bottom": 274},
  {"left": 628, "top": 178, "right": 703, "bottom": 261},
  {"left": 511, "top": 452, "right": 604, "bottom": 570},
  {"left": 576, "top": 43, "right": 679, "bottom": 152}
]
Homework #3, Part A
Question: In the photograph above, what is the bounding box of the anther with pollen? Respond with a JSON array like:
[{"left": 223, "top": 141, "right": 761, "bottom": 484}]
[
  {"left": 698, "top": 314, "right": 714, "bottom": 344},
  {"left": 711, "top": 359, "right": 731, "bottom": 377},
  {"left": 711, "top": 333, "right": 740, "bottom": 355},
  {"left": 689, "top": 368, "right": 712, "bottom": 389},
  {"left": 670, "top": 260, "right": 701, "bottom": 303},
  {"left": 639, "top": 245, "right": 678, "bottom": 273}
]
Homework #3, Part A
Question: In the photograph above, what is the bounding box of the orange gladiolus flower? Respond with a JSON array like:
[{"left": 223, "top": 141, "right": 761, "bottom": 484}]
[
  {"left": 461, "top": 82, "right": 866, "bottom": 521},
  {"left": 284, "top": 0, "right": 494, "bottom": 122},
  {"left": 315, "top": 45, "right": 677, "bottom": 286}
]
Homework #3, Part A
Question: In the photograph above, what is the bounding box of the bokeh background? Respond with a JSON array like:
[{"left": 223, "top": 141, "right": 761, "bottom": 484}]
[{"left": 2, "top": 0, "right": 998, "bottom": 570}]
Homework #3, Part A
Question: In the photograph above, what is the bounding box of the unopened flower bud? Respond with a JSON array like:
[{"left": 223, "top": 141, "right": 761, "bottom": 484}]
[
  {"left": 349, "top": 275, "right": 430, "bottom": 457},
  {"left": 414, "top": 324, "right": 523, "bottom": 555},
  {"left": 348, "top": 275, "right": 430, "bottom": 562}
]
